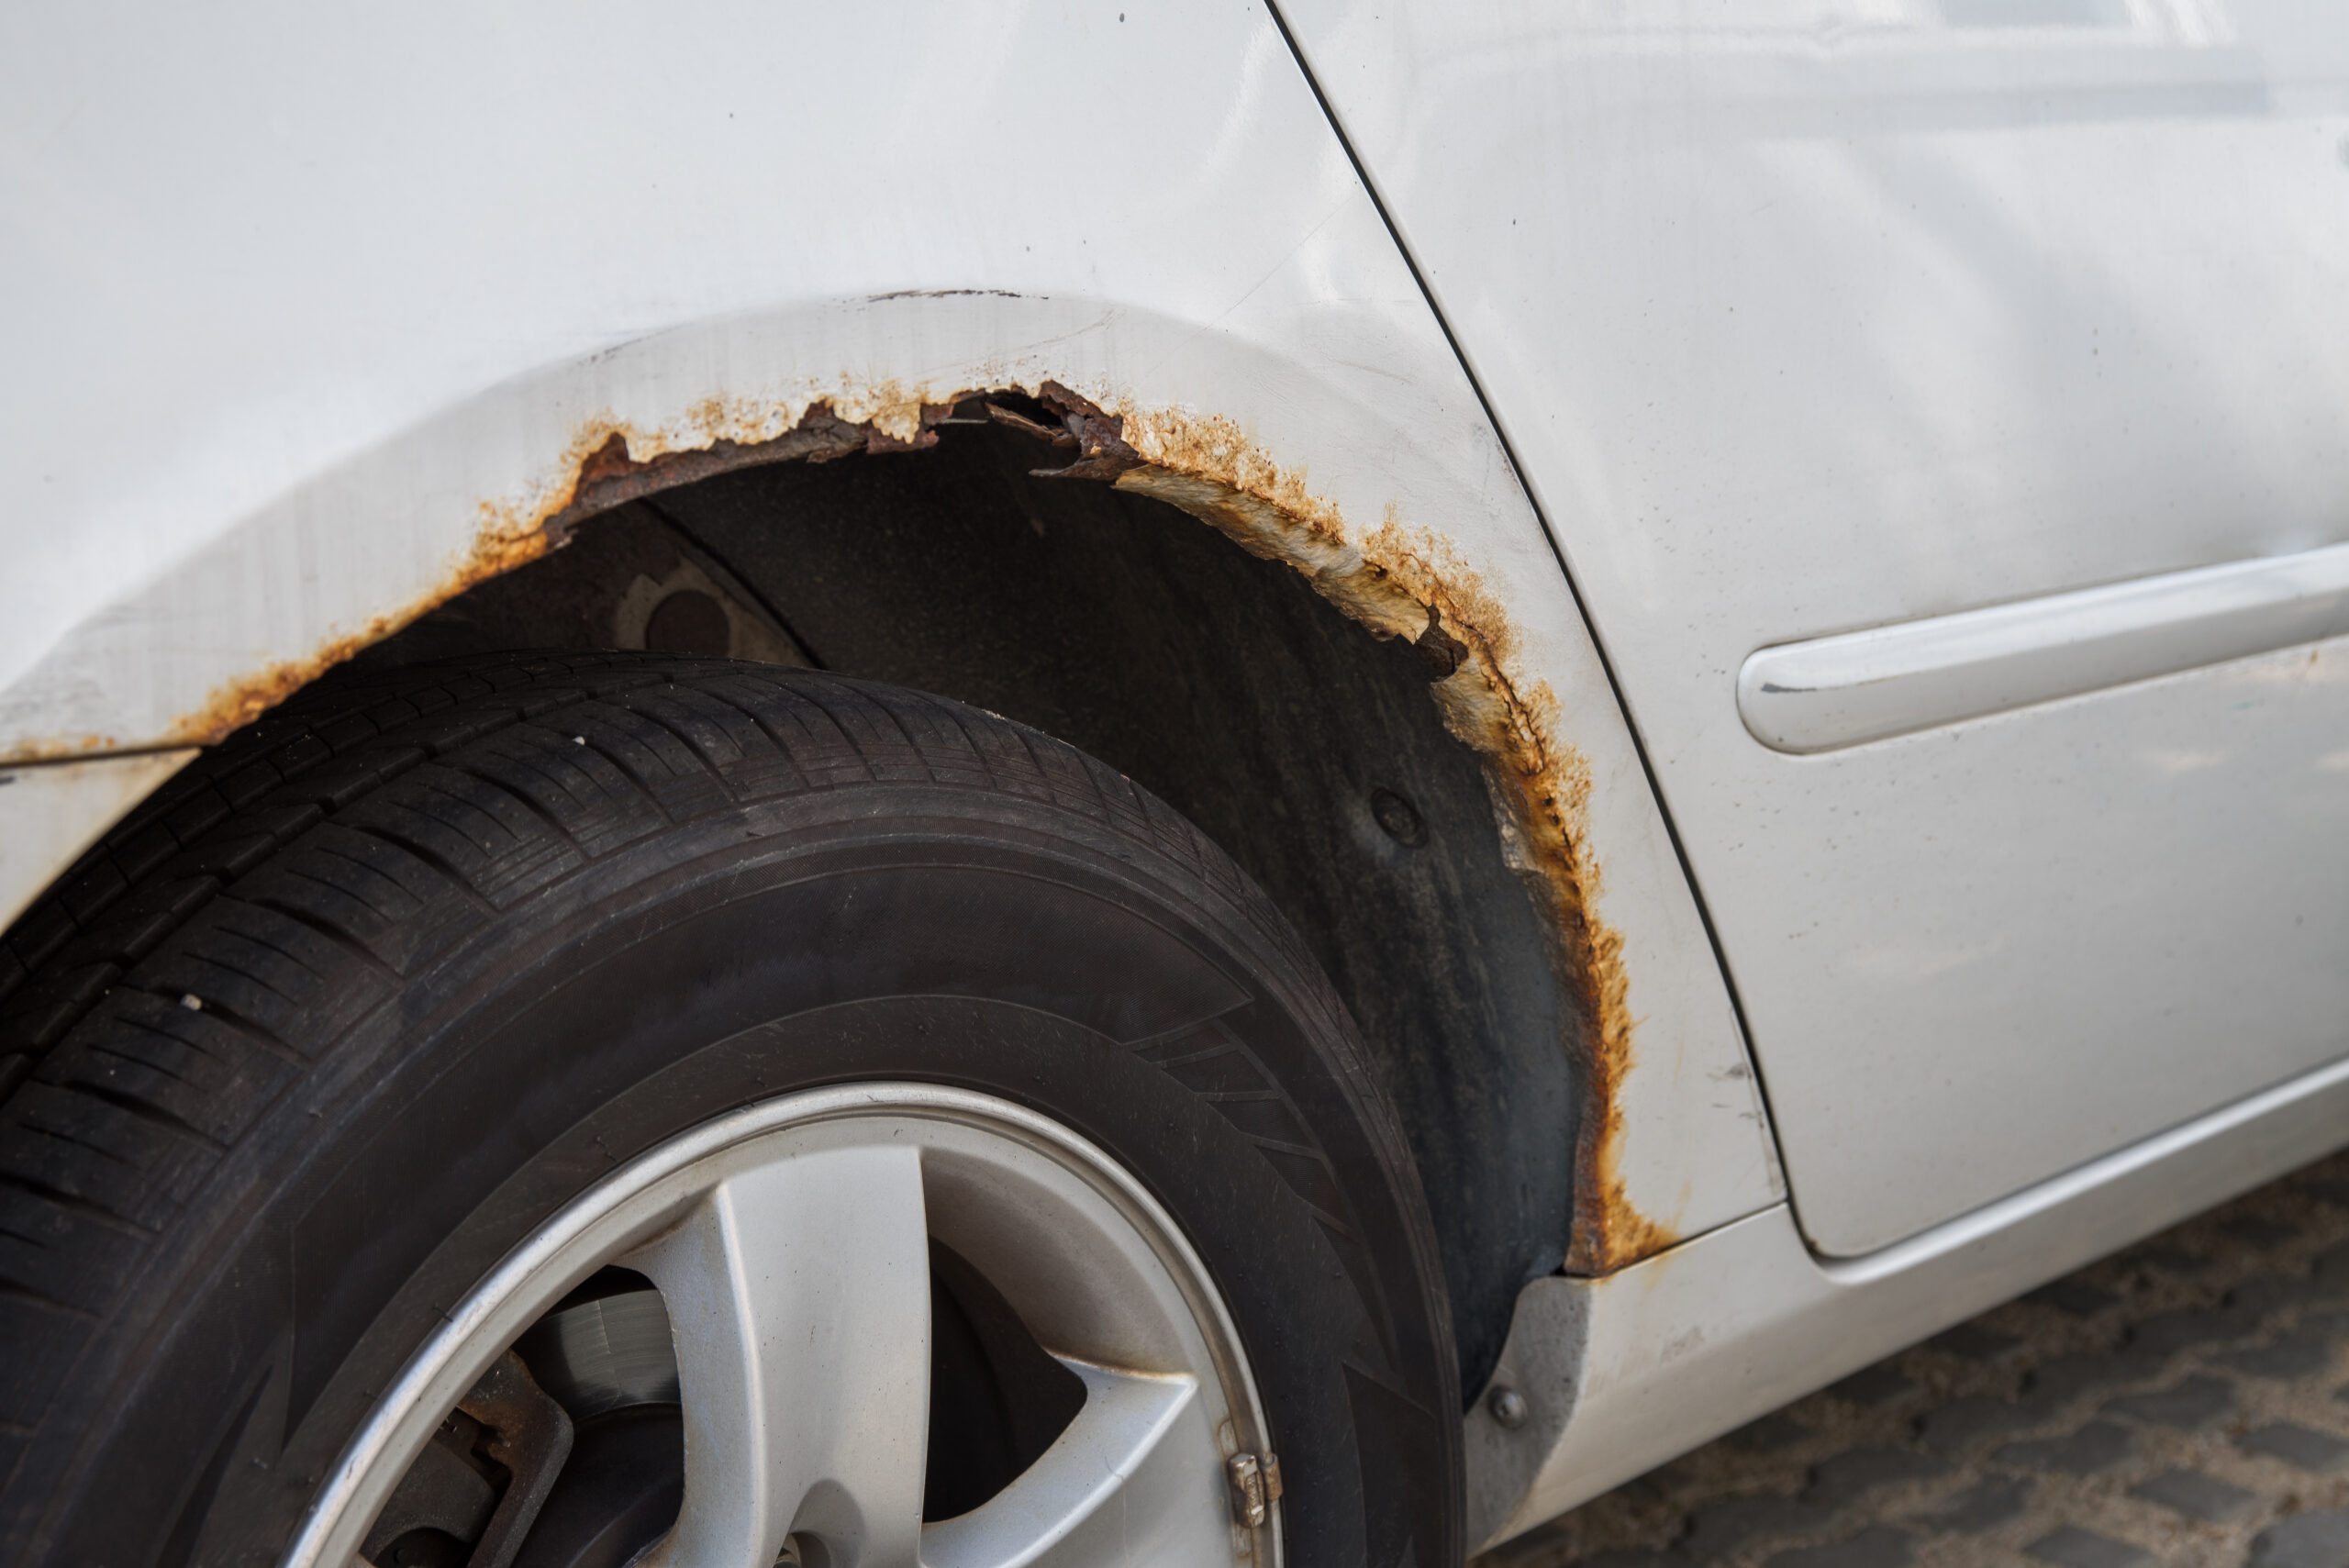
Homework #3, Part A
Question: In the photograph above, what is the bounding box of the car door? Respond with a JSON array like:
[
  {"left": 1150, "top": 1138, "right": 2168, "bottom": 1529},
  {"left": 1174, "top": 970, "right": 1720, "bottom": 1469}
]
[{"left": 1280, "top": 0, "right": 2349, "bottom": 1255}]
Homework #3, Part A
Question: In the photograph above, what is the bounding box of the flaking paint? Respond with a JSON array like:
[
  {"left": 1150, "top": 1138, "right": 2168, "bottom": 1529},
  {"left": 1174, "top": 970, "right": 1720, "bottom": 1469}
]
[
  {"left": 162, "top": 522, "right": 556, "bottom": 749},
  {"left": 152, "top": 396, "right": 947, "bottom": 754},
  {"left": 156, "top": 379, "right": 1669, "bottom": 1272},
  {"left": 999, "top": 380, "right": 1658, "bottom": 1268},
  {"left": 1098, "top": 400, "right": 1664, "bottom": 1273}
]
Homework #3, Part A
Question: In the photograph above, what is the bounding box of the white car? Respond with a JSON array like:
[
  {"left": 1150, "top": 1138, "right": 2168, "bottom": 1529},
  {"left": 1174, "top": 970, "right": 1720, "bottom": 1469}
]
[{"left": 2, "top": 4, "right": 2343, "bottom": 1565}]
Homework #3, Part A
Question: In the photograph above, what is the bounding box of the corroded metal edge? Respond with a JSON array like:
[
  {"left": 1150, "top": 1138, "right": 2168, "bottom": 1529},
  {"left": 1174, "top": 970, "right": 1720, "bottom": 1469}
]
[{"left": 83, "top": 378, "right": 1668, "bottom": 1271}]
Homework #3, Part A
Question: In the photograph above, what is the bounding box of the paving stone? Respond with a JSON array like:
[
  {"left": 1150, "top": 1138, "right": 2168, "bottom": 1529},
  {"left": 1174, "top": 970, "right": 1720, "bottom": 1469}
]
[
  {"left": 2251, "top": 1509, "right": 2349, "bottom": 1568},
  {"left": 1642, "top": 1460, "right": 1700, "bottom": 1493},
  {"left": 1917, "top": 1396, "right": 2042, "bottom": 1457},
  {"left": 2304, "top": 1248, "right": 2349, "bottom": 1305},
  {"left": 2129, "top": 1467, "right": 2258, "bottom": 1523},
  {"left": 2240, "top": 1422, "right": 2349, "bottom": 1472},
  {"left": 2101, "top": 1373, "right": 2234, "bottom": 1429},
  {"left": 1806, "top": 1448, "right": 1948, "bottom": 1507},
  {"left": 1993, "top": 1420, "right": 2135, "bottom": 1476},
  {"left": 2231, "top": 1275, "right": 2327, "bottom": 1321},
  {"left": 1764, "top": 1525, "right": 1916, "bottom": 1568},
  {"left": 2024, "top": 1526, "right": 2155, "bottom": 1568},
  {"left": 1827, "top": 1363, "right": 1911, "bottom": 1408},
  {"left": 2225, "top": 1331, "right": 2337, "bottom": 1379},
  {"left": 1618, "top": 1470, "right": 1689, "bottom": 1507},
  {"left": 1677, "top": 1495, "right": 1831, "bottom": 1559},
  {"left": 1468, "top": 1150, "right": 2349, "bottom": 1568},
  {"left": 2021, "top": 1351, "right": 2163, "bottom": 1406},
  {"left": 1726, "top": 1413, "right": 1810, "bottom": 1453},
  {"left": 2126, "top": 1246, "right": 2203, "bottom": 1278},
  {"left": 2027, "top": 1280, "right": 2119, "bottom": 1318},
  {"left": 2127, "top": 1307, "right": 2251, "bottom": 1357},
  {"left": 1930, "top": 1323, "right": 2019, "bottom": 1361},
  {"left": 1915, "top": 1473, "right": 2032, "bottom": 1534}
]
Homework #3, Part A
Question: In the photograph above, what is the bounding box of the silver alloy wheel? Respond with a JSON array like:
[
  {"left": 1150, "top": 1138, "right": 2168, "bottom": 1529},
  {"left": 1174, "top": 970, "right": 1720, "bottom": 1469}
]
[{"left": 284, "top": 1084, "right": 1280, "bottom": 1568}]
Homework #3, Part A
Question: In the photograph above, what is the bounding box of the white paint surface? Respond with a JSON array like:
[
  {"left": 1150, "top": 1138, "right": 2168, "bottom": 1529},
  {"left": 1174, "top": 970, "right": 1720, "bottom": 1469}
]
[
  {"left": 1740, "top": 539, "right": 2349, "bottom": 751},
  {"left": 1484, "top": 1042, "right": 2349, "bottom": 1544},
  {"left": 0, "top": 752, "right": 195, "bottom": 933},
  {"left": 15, "top": 0, "right": 2349, "bottom": 1540},
  {"left": 0, "top": 6, "right": 1776, "bottom": 1262},
  {"left": 1283, "top": 0, "right": 2349, "bottom": 1255}
]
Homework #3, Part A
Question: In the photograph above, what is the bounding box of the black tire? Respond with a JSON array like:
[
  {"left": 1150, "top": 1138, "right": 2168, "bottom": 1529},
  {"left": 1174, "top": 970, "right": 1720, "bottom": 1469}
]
[{"left": 0, "top": 653, "right": 1462, "bottom": 1567}]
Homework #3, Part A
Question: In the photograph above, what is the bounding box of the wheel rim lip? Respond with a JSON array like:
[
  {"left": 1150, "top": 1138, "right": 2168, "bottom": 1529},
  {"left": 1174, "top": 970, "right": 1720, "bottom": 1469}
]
[{"left": 282, "top": 1081, "right": 1277, "bottom": 1568}]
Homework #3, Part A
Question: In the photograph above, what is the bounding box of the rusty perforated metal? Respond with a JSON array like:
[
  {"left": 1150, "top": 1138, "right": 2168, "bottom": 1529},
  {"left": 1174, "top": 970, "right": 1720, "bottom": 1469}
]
[
  {"left": 1029, "top": 384, "right": 1658, "bottom": 1271},
  {"left": 162, "top": 378, "right": 1669, "bottom": 1272}
]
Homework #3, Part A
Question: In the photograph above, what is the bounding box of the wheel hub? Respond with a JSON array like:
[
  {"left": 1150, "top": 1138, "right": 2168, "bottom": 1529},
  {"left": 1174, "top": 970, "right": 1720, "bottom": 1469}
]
[{"left": 290, "top": 1085, "right": 1280, "bottom": 1568}]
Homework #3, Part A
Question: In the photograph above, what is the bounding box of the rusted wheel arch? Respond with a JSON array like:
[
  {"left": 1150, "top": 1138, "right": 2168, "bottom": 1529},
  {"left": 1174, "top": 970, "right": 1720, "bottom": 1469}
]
[{"left": 167, "top": 381, "right": 1647, "bottom": 1399}]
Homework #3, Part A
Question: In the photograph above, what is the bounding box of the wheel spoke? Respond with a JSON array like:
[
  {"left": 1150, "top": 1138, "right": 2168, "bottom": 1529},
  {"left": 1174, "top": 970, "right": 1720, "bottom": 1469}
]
[
  {"left": 919, "top": 1362, "right": 1226, "bottom": 1568},
  {"left": 627, "top": 1142, "right": 931, "bottom": 1568}
]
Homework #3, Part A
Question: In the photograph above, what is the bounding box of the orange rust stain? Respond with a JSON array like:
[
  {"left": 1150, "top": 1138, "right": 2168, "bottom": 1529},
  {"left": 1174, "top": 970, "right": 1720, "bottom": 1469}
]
[
  {"left": 157, "top": 398, "right": 946, "bottom": 751},
  {"left": 123, "top": 378, "right": 1666, "bottom": 1269},
  {"left": 163, "top": 518, "right": 555, "bottom": 748},
  {"left": 0, "top": 733, "right": 123, "bottom": 764},
  {"left": 1099, "top": 395, "right": 1666, "bottom": 1273}
]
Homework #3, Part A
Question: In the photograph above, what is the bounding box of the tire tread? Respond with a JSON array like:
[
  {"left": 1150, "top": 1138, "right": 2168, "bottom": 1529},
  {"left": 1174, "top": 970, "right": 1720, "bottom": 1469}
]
[
  {"left": 0, "top": 656, "right": 1353, "bottom": 1453},
  {"left": 0, "top": 656, "right": 1458, "bottom": 1568}
]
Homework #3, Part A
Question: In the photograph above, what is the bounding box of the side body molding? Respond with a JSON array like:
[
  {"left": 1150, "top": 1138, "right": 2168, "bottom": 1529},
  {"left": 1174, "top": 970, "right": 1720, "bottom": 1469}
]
[
  {"left": 1742, "top": 541, "right": 2349, "bottom": 753},
  {"left": 1469, "top": 1047, "right": 2349, "bottom": 1548},
  {"left": 0, "top": 6, "right": 1776, "bottom": 1279},
  {"left": 1276, "top": 0, "right": 2349, "bottom": 1259}
]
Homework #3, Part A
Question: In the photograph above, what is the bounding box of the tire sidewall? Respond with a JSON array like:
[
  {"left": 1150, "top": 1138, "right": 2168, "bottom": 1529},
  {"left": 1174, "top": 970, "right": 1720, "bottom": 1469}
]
[{"left": 73, "top": 782, "right": 1458, "bottom": 1566}]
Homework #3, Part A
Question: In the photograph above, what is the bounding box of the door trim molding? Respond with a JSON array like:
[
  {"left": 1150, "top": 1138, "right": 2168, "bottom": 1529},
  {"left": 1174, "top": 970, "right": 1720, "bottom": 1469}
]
[{"left": 1739, "top": 540, "right": 2349, "bottom": 753}]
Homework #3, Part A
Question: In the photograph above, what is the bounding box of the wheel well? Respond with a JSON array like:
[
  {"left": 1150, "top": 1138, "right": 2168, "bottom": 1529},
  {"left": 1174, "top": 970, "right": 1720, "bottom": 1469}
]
[{"left": 346, "top": 406, "right": 1579, "bottom": 1403}]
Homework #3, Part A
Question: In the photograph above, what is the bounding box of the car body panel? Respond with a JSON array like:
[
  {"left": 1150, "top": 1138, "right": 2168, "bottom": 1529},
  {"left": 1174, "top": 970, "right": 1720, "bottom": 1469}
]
[
  {"left": 1280, "top": 0, "right": 2349, "bottom": 1255},
  {"left": 0, "top": 2, "right": 1777, "bottom": 1273},
  {"left": 1469, "top": 1041, "right": 2349, "bottom": 1548},
  {"left": 1739, "top": 539, "right": 2349, "bottom": 752},
  {"left": 8, "top": 0, "right": 2348, "bottom": 1546},
  {"left": 0, "top": 751, "right": 195, "bottom": 937}
]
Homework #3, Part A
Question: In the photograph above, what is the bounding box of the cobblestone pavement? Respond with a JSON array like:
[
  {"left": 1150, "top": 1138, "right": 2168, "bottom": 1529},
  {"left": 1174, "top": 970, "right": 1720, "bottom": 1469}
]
[{"left": 1479, "top": 1151, "right": 2349, "bottom": 1568}]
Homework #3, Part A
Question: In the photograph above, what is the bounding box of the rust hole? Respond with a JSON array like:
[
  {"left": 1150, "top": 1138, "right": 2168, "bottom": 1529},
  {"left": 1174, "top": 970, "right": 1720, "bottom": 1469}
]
[{"left": 150, "top": 377, "right": 1665, "bottom": 1271}]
